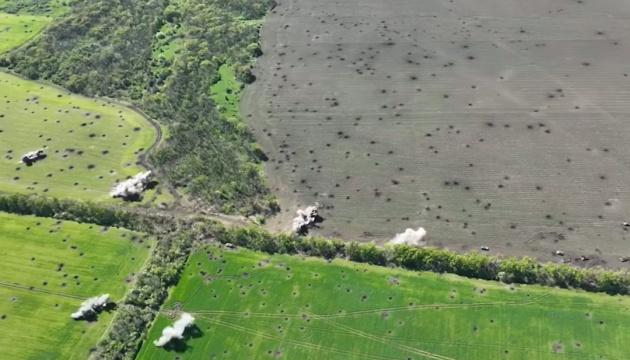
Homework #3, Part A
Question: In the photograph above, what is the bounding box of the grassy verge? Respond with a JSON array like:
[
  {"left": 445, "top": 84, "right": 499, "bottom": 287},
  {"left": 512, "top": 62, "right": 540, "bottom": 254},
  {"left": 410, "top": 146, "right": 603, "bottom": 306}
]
[
  {"left": 138, "top": 243, "right": 630, "bottom": 360},
  {"left": 0, "top": 211, "right": 153, "bottom": 360}
]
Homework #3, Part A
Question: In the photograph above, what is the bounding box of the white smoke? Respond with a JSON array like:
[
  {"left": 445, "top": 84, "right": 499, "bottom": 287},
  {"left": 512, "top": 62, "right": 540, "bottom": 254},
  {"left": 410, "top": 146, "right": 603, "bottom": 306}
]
[
  {"left": 110, "top": 171, "right": 152, "bottom": 198},
  {"left": 71, "top": 294, "right": 110, "bottom": 319},
  {"left": 292, "top": 204, "right": 320, "bottom": 234},
  {"left": 154, "top": 313, "right": 195, "bottom": 347},
  {"left": 389, "top": 227, "right": 427, "bottom": 246}
]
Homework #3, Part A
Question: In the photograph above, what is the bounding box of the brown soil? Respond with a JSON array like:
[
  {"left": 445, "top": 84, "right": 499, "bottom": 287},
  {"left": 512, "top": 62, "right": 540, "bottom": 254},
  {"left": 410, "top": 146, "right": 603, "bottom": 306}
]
[{"left": 242, "top": 0, "right": 630, "bottom": 267}]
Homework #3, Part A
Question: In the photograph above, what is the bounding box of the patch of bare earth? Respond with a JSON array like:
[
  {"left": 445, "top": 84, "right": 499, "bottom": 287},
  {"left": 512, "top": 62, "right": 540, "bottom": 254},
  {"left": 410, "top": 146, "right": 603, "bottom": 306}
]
[{"left": 242, "top": 0, "right": 630, "bottom": 265}]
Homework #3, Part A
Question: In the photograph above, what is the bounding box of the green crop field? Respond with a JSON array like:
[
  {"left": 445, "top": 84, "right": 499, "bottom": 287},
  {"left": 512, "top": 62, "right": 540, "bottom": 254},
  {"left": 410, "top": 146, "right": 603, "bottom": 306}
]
[
  {"left": 0, "top": 212, "right": 153, "bottom": 360},
  {"left": 138, "top": 245, "right": 630, "bottom": 360},
  {"left": 0, "top": 71, "right": 168, "bottom": 203},
  {"left": 0, "top": 12, "right": 50, "bottom": 53}
]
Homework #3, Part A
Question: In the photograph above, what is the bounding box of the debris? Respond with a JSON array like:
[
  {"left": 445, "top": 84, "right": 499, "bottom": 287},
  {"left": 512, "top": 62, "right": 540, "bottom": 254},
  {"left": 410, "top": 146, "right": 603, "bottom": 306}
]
[
  {"left": 292, "top": 204, "right": 322, "bottom": 235},
  {"left": 480, "top": 246, "right": 490, "bottom": 251},
  {"left": 110, "top": 171, "right": 153, "bottom": 199},
  {"left": 620, "top": 257, "right": 628, "bottom": 263},
  {"left": 71, "top": 294, "right": 110, "bottom": 319},
  {"left": 389, "top": 227, "right": 427, "bottom": 246},
  {"left": 19, "top": 148, "right": 46, "bottom": 165},
  {"left": 580, "top": 255, "right": 590, "bottom": 261},
  {"left": 554, "top": 250, "right": 565, "bottom": 256}
]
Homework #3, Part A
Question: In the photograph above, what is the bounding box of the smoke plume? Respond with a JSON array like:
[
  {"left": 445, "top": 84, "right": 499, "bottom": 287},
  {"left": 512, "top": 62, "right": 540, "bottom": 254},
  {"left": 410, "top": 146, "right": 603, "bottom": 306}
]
[
  {"left": 110, "top": 171, "right": 152, "bottom": 198},
  {"left": 389, "top": 227, "right": 427, "bottom": 246},
  {"left": 71, "top": 294, "right": 110, "bottom": 319},
  {"left": 154, "top": 313, "right": 195, "bottom": 347},
  {"left": 292, "top": 204, "right": 320, "bottom": 235}
]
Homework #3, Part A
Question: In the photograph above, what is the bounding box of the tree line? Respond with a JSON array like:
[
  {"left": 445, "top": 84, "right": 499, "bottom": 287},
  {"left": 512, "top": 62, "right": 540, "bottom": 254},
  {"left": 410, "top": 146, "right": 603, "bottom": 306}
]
[
  {"left": 200, "top": 222, "right": 630, "bottom": 296},
  {"left": 3, "top": 192, "right": 630, "bottom": 300}
]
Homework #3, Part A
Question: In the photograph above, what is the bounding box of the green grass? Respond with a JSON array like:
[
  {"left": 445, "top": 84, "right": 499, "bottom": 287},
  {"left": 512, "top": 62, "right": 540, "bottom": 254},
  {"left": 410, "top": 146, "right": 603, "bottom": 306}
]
[
  {"left": 210, "top": 64, "right": 241, "bottom": 122},
  {"left": 0, "top": 12, "right": 51, "bottom": 53},
  {"left": 0, "top": 71, "right": 161, "bottom": 202},
  {"left": 0, "top": 211, "right": 153, "bottom": 360},
  {"left": 152, "top": 22, "right": 183, "bottom": 61},
  {"left": 138, "top": 245, "right": 630, "bottom": 360}
]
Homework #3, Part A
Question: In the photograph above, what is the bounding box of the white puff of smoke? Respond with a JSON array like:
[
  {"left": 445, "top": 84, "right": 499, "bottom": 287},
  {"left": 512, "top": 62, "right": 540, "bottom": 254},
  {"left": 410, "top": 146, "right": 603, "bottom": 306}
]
[
  {"left": 70, "top": 294, "right": 110, "bottom": 319},
  {"left": 153, "top": 313, "right": 195, "bottom": 347},
  {"left": 292, "top": 205, "right": 319, "bottom": 234},
  {"left": 389, "top": 227, "right": 427, "bottom": 246},
  {"left": 110, "top": 171, "right": 152, "bottom": 198}
]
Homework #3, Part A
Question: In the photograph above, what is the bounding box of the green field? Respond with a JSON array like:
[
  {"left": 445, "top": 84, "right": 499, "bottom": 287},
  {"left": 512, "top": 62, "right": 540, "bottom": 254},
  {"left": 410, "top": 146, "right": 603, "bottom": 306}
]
[
  {"left": 138, "top": 245, "right": 630, "bottom": 360},
  {"left": 0, "top": 212, "right": 153, "bottom": 360},
  {"left": 0, "top": 71, "right": 163, "bottom": 202},
  {"left": 211, "top": 64, "right": 242, "bottom": 123},
  {"left": 0, "top": 12, "right": 50, "bottom": 53}
]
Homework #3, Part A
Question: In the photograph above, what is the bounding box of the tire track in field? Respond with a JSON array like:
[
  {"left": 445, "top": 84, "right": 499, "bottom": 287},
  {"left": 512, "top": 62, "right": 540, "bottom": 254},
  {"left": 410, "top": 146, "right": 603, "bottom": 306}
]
[
  {"left": 0, "top": 280, "right": 87, "bottom": 300},
  {"left": 298, "top": 306, "right": 455, "bottom": 360},
  {"left": 318, "top": 289, "right": 557, "bottom": 318},
  {"left": 175, "top": 298, "right": 517, "bottom": 319},
  {"left": 176, "top": 289, "right": 557, "bottom": 321},
  {"left": 300, "top": 303, "right": 607, "bottom": 360},
  {"left": 196, "top": 314, "right": 400, "bottom": 360},
  {"left": 197, "top": 304, "right": 625, "bottom": 360},
  {"left": 214, "top": 312, "right": 599, "bottom": 360}
]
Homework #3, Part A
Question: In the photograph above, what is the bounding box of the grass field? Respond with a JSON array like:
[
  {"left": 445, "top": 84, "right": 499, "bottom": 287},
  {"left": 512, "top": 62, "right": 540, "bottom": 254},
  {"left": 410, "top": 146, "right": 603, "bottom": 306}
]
[
  {"left": 0, "top": 71, "right": 164, "bottom": 202},
  {"left": 0, "top": 212, "right": 153, "bottom": 360},
  {"left": 0, "top": 12, "right": 50, "bottom": 53},
  {"left": 138, "top": 245, "right": 630, "bottom": 360}
]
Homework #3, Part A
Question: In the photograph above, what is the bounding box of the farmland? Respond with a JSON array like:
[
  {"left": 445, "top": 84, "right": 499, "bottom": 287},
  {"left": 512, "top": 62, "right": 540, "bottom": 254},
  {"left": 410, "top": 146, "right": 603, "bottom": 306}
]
[
  {"left": 0, "top": 71, "right": 167, "bottom": 203},
  {"left": 0, "top": 12, "right": 50, "bottom": 53},
  {"left": 242, "top": 0, "right": 630, "bottom": 264},
  {"left": 138, "top": 244, "right": 630, "bottom": 359},
  {"left": 0, "top": 0, "right": 68, "bottom": 53},
  {"left": 0, "top": 212, "right": 153, "bottom": 360},
  {"left": 4, "top": 0, "right": 630, "bottom": 359}
]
